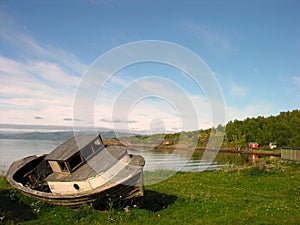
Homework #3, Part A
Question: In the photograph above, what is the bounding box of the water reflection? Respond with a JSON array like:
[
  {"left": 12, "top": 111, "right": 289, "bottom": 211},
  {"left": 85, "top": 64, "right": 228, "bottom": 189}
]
[
  {"left": 0, "top": 139, "right": 63, "bottom": 173},
  {"left": 129, "top": 149, "right": 280, "bottom": 172},
  {"left": 129, "top": 150, "right": 226, "bottom": 172},
  {"left": 0, "top": 139, "right": 280, "bottom": 174}
]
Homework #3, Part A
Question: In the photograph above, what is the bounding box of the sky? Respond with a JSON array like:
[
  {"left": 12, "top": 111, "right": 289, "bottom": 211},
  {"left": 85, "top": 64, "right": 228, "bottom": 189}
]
[{"left": 0, "top": 0, "right": 299, "bottom": 133}]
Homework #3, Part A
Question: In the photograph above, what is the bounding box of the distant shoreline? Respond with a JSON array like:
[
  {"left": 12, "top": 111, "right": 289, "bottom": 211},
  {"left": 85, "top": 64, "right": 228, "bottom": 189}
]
[
  {"left": 195, "top": 147, "right": 281, "bottom": 156},
  {"left": 124, "top": 143, "right": 282, "bottom": 156}
]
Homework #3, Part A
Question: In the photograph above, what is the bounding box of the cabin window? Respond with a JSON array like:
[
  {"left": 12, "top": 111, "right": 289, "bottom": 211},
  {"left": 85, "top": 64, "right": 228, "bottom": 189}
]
[
  {"left": 68, "top": 153, "right": 84, "bottom": 171},
  {"left": 58, "top": 161, "right": 68, "bottom": 172},
  {"left": 81, "top": 145, "right": 93, "bottom": 159}
]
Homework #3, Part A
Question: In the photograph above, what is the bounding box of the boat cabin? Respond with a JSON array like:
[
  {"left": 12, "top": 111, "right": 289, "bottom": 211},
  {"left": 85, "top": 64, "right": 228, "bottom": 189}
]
[{"left": 45, "top": 134, "right": 105, "bottom": 174}]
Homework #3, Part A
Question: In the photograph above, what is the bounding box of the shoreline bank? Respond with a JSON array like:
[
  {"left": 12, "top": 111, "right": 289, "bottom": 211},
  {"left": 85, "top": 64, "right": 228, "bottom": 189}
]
[{"left": 124, "top": 143, "right": 281, "bottom": 156}]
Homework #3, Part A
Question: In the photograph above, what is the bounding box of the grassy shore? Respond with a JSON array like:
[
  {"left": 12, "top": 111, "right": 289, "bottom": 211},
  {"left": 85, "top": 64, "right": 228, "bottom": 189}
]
[{"left": 1, "top": 160, "right": 300, "bottom": 224}]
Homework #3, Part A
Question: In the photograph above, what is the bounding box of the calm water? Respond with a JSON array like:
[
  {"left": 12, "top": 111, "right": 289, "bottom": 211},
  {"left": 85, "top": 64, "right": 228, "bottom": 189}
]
[
  {"left": 128, "top": 150, "right": 223, "bottom": 172},
  {"left": 0, "top": 139, "right": 275, "bottom": 173},
  {"left": 0, "top": 139, "right": 64, "bottom": 172}
]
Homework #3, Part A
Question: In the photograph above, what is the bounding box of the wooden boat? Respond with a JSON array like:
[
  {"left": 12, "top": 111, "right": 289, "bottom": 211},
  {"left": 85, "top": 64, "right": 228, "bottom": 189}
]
[{"left": 6, "top": 134, "right": 145, "bottom": 208}]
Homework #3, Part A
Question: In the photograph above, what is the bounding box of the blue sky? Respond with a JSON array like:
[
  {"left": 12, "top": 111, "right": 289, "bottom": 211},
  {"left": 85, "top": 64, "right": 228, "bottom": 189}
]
[{"left": 0, "top": 0, "right": 299, "bottom": 132}]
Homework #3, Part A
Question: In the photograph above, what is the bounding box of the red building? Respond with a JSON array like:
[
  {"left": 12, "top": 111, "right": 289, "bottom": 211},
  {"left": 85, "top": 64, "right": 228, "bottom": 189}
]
[{"left": 249, "top": 142, "right": 259, "bottom": 149}]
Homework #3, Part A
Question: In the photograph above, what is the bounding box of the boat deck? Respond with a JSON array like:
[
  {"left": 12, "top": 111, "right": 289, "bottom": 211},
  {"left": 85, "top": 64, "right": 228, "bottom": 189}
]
[{"left": 45, "top": 145, "right": 128, "bottom": 182}]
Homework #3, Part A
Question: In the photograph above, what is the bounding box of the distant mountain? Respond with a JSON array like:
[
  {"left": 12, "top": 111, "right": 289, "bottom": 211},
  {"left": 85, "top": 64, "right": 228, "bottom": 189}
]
[
  {"left": 0, "top": 131, "right": 74, "bottom": 140},
  {"left": 101, "top": 131, "right": 137, "bottom": 138},
  {"left": 0, "top": 123, "right": 113, "bottom": 133},
  {"left": 0, "top": 130, "right": 136, "bottom": 140}
]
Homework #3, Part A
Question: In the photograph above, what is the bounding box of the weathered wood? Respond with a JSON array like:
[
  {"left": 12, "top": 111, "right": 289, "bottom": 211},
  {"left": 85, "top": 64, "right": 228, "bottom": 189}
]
[
  {"left": 6, "top": 134, "right": 145, "bottom": 207},
  {"left": 45, "top": 134, "right": 102, "bottom": 161}
]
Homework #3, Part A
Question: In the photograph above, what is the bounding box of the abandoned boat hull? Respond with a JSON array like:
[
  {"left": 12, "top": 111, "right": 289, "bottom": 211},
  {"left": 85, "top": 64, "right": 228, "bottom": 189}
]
[{"left": 6, "top": 153, "right": 144, "bottom": 207}]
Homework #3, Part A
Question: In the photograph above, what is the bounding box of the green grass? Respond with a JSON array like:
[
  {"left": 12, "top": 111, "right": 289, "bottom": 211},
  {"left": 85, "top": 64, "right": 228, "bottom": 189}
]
[{"left": 1, "top": 161, "right": 300, "bottom": 224}]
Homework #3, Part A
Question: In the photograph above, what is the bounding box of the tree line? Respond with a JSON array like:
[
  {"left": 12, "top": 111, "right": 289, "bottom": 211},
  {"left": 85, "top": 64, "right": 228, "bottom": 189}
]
[
  {"left": 223, "top": 109, "right": 300, "bottom": 148},
  {"left": 124, "top": 109, "right": 300, "bottom": 149},
  {"left": 162, "top": 109, "right": 300, "bottom": 149}
]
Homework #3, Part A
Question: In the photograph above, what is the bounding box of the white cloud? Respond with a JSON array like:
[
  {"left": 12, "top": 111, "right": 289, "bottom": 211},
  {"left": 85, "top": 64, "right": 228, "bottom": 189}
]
[
  {"left": 1, "top": 44, "right": 273, "bottom": 131},
  {"left": 0, "top": 12, "right": 88, "bottom": 126},
  {"left": 0, "top": 12, "right": 265, "bottom": 132},
  {"left": 101, "top": 118, "right": 138, "bottom": 123},
  {"left": 28, "top": 60, "right": 80, "bottom": 87},
  {"left": 90, "top": 76, "right": 217, "bottom": 132},
  {"left": 226, "top": 102, "right": 275, "bottom": 122},
  {"left": 0, "top": 12, "right": 86, "bottom": 75},
  {"left": 88, "top": 0, "right": 142, "bottom": 7},
  {"left": 292, "top": 76, "right": 300, "bottom": 87},
  {"left": 0, "top": 54, "right": 80, "bottom": 125},
  {"left": 181, "top": 21, "right": 237, "bottom": 52},
  {"left": 229, "top": 82, "right": 249, "bottom": 97}
]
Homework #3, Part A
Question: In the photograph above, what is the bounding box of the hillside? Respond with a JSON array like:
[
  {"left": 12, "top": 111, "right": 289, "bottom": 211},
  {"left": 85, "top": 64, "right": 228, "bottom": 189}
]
[
  {"left": 1, "top": 110, "right": 299, "bottom": 149},
  {"left": 0, "top": 131, "right": 74, "bottom": 140},
  {"left": 224, "top": 109, "right": 300, "bottom": 148},
  {"left": 122, "top": 109, "right": 300, "bottom": 149}
]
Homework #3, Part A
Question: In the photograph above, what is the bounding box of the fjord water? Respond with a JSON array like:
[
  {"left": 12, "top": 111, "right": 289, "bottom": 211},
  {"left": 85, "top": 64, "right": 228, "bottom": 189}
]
[
  {"left": 0, "top": 138, "right": 229, "bottom": 173},
  {"left": 0, "top": 134, "right": 272, "bottom": 173},
  {"left": 0, "top": 139, "right": 64, "bottom": 172},
  {"left": 128, "top": 150, "right": 224, "bottom": 172},
  {"left": 0, "top": 138, "right": 255, "bottom": 173}
]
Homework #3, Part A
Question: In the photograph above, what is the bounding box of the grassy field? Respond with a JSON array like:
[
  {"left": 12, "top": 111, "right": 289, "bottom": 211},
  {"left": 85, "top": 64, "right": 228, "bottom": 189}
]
[{"left": 1, "top": 160, "right": 300, "bottom": 224}]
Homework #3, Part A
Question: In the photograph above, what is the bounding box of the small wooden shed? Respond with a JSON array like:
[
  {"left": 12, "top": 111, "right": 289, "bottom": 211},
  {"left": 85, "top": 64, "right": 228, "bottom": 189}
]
[
  {"left": 281, "top": 148, "right": 300, "bottom": 161},
  {"left": 249, "top": 142, "right": 259, "bottom": 149}
]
